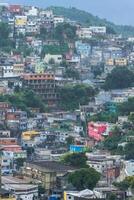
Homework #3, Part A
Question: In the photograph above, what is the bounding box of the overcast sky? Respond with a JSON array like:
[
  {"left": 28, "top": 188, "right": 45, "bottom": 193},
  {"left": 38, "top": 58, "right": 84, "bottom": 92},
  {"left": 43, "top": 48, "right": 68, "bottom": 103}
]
[{"left": 4, "top": 0, "right": 134, "bottom": 25}]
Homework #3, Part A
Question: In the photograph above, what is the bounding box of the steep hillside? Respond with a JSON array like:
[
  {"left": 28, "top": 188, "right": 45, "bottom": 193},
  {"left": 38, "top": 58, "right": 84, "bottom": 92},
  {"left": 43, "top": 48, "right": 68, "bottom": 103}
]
[{"left": 50, "top": 6, "right": 134, "bottom": 36}]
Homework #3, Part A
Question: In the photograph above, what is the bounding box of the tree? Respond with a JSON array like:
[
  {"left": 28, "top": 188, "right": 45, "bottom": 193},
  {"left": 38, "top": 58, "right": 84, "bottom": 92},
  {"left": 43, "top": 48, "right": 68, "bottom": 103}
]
[
  {"left": 62, "top": 153, "right": 87, "bottom": 168},
  {"left": 40, "top": 26, "right": 47, "bottom": 40},
  {"left": 66, "top": 136, "right": 75, "bottom": 147},
  {"left": 107, "top": 193, "right": 117, "bottom": 200},
  {"left": 41, "top": 43, "right": 69, "bottom": 57},
  {"left": 59, "top": 84, "right": 95, "bottom": 110},
  {"left": 114, "top": 176, "right": 134, "bottom": 191},
  {"left": 27, "top": 147, "right": 34, "bottom": 157},
  {"left": 124, "top": 142, "right": 134, "bottom": 160},
  {"left": 118, "top": 98, "right": 134, "bottom": 115},
  {"left": 103, "top": 127, "right": 122, "bottom": 152},
  {"left": 106, "top": 26, "right": 116, "bottom": 34},
  {"left": 89, "top": 112, "right": 118, "bottom": 123},
  {"left": 0, "top": 22, "right": 14, "bottom": 51},
  {"left": 64, "top": 68, "right": 80, "bottom": 80},
  {"left": 0, "top": 22, "right": 10, "bottom": 39},
  {"left": 54, "top": 23, "right": 76, "bottom": 41},
  {"left": 104, "top": 67, "right": 134, "bottom": 90},
  {"left": 15, "top": 158, "right": 26, "bottom": 169},
  {"left": 68, "top": 168, "right": 100, "bottom": 190}
]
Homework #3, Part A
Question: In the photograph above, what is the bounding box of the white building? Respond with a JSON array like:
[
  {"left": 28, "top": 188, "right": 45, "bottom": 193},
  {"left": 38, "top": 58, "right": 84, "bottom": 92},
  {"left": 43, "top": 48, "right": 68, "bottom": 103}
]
[
  {"left": 39, "top": 10, "right": 53, "bottom": 18},
  {"left": 53, "top": 16, "right": 64, "bottom": 27},
  {"left": 89, "top": 26, "right": 106, "bottom": 34},
  {"left": 44, "top": 54, "right": 63, "bottom": 64},
  {"left": 2, "top": 176, "right": 38, "bottom": 200},
  {"left": 64, "top": 189, "right": 102, "bottom": 200},
  {"left": 1, "top": 65, "right": 14, "bottom": 78},
  {"left": 76, "top": 28, "right": 92, "bottom": 39},
  {"left": 26, "top": 21, "right": 39, "bottom": 34},
  {"left": 27, "top": 7, "right": 38, "bottom": 16}
]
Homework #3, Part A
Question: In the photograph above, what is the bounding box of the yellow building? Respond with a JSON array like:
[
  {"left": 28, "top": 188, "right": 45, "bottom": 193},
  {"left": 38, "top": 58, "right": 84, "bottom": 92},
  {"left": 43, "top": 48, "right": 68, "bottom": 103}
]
[
  {"left": 22, "top": 131, "right": 39, "bottom": 141},
  {"left": 106, "top": 59, "right": 114, "bottom": 66},
  {"left": 115, "top": 58, "right": 128, "bottom": 66},
  {"left": 15, "top": 16, "right": 27, "bottom": 27},
  {"left": 106, "top": 58, "right": 128, "bottom": 66}
]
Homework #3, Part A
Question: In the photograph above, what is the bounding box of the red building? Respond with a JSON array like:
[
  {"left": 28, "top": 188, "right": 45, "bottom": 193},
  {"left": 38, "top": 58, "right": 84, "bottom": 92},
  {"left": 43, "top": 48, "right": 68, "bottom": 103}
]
[
  {"left": 88, "top": 122, "right": 108, "bottom": 141},
  {"left": 9, "top": 5, "right": 22, "bottom": 14}
]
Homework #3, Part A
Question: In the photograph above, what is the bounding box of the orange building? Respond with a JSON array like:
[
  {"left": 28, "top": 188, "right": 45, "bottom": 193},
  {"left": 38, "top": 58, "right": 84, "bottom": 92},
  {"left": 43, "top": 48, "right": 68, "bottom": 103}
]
[
  {"left": 22, "top": 73, "right": 60, "bottom": 106},
  {"left": 0, "top": 138, "right": 17, "bottom": 145}
]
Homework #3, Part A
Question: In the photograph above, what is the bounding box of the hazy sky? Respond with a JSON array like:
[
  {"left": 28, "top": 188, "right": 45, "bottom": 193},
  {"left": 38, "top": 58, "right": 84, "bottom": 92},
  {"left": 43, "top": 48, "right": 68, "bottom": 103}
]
[{"left": 4, "top": 0, "right": 134, "bottom": 25}]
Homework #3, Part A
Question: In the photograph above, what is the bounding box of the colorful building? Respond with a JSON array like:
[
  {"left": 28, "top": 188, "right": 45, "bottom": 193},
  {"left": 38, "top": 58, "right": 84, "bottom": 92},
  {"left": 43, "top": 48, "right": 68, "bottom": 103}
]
[
  {"left": 70, "top": 145, "right": 88, "bottom": 153},
  {"left": 88, "top": 122, "right": 108, "bottom": 141}
]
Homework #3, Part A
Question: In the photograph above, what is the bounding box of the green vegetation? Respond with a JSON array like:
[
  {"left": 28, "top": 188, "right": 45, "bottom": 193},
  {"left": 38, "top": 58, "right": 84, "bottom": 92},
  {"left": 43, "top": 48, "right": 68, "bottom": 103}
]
[
  {"left": 0, "top": 22, "right": 14, "bottom": 52},
  {"left": 15, "top": 43, "right": 33, "bottom": 58},
  {"left": 68, "top": 168, "right": 100, "bottom": 190},
  {"left": 123, "top": 142, "right": 134, "bottom": 160},
  {"left": 89, "top": 112, "right": 118, "bottom": 123},
  {"left": 66, "top": 136, "right": 75, "bottom": 147},
  {"left": 104, "top": 67, "right": 134, "bottom": 90},
  {"left": 59, "top": 84, "right": 95, "bottom": 110},
  {"left": 114, "top": 176, "right": 134, "bottom": 191},
  {"left": 103, "top": 125, "right": 134, "bottom": 157},
  {"left": 0, "top": 89, "right": 46, "bottom": 115},
  {"left": 50, "top": 6, "right": 134, "bottom": 36},
  {"left": 64, "top": 68, "right": 80, "bottom": 80},
  {"left": 15, "top": 158, "right": 26, "bottom": 169},
  {"left": 107, "top": 193, "right": 117, "bottom": 200},
  {"left": 54, "top": 23, "right": 76, "bottom": 41},
  {"left": 118, "top": 97, "right": 134, "bottom": 115},
  {"left": 61, "top": 153, "right": 87, "bottom": 168},
  {"left": 39, "top": 26, "right": 47, "bottom": 40},
  {"left": 103, "top": 127, "right": 122, "bottom": 152},
  {"left": 41, "top": 43, "right": 69, "bottom": 56}
]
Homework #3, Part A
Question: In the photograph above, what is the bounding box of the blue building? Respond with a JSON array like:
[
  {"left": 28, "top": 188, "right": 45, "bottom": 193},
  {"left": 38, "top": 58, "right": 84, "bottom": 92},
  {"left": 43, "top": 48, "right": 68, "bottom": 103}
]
[
  {"left": 75, "top": 41, "right": 91, "bottom": 58},
  {"left": 70, "top": 145, "right": 88, "bottom": 153}
]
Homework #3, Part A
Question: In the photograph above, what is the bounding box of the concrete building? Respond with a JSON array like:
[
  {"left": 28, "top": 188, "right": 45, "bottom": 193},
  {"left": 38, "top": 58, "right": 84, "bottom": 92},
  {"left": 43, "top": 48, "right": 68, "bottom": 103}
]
[
  {"left": 75, "top": 41, "right": 91, "bottom": 58},
  {"left": 2, "top": 176, "right": 38, "bottom": 200},
  {"left": 53, "top": 16, "right": 64, "bottom": 27},
  {"left": 76, "top": 28, "right": 92, "bottom": 39},
  {"left": 23, "top": 161, "right": 76, "bottom": 194},
  {"left": 22, "top": 73, "right": 60, "bottom": 106},
  {"left": 0, "top": 64, "right": 14, "bottom": 78},
  {"left": 6, "top": 111, "right": 27, "bottom": 131},
  {"left": 89, "top": 26, "right": 106, "bottom": 34},
  {"left": 13, "top": 64, "right": 25, "bottom": 77},
  {"left": 86, "top": 153, "right": 121, "bottom": 185},
  {"left": 44, "top": 54, "right": 63, "bottom": 64},
  {"left": 64, "top": 189, "right": 102, "bottom": 200}
]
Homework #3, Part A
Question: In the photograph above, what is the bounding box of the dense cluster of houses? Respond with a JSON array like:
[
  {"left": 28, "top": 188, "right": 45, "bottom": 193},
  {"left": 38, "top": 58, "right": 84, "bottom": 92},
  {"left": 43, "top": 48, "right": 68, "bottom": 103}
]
[{"left": 0, "top": 3, "right": 134, "bottom": 200}]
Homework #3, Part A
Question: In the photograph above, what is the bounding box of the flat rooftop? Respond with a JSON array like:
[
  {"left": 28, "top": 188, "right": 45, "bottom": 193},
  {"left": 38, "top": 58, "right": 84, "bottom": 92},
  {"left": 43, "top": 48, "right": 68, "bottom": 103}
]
[
  {"left": 2, "top": 176, "right": 30, "bottom": 184},
  {"left": 2, "top": 176, "right": 38, "bottom": 191},
  {"left": 28, "top": 161, "right": 76, "bottom": 172}
]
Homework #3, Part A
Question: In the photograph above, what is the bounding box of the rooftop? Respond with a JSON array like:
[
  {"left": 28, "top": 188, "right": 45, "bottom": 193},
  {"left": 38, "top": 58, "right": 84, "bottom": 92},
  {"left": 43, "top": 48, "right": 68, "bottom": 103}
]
[{"left": 28, "top": 161, "right": 76, "bottom": 172}]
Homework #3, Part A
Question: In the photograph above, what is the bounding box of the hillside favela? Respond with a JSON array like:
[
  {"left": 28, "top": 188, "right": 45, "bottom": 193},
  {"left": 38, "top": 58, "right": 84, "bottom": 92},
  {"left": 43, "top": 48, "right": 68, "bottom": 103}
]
[{"left": 0, "top": 1, "right": 134, "bottom": 200}]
